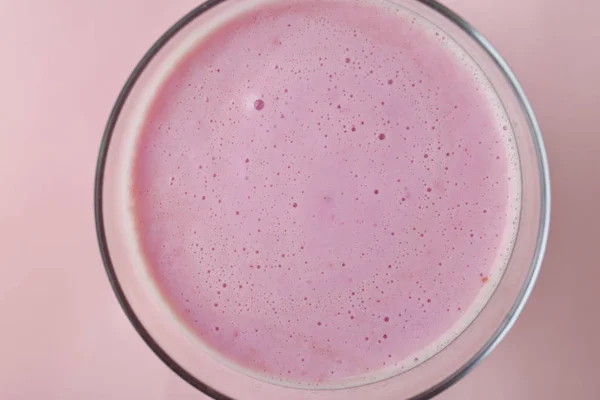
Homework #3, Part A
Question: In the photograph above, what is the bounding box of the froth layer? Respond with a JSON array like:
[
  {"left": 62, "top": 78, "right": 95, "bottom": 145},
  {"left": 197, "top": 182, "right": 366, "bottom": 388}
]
[{"left": 129, "top": 0, "right": 520, "bottom": 389}]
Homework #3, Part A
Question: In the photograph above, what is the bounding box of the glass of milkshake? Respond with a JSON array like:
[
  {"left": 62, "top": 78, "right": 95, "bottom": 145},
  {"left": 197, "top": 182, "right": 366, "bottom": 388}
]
[{"left": 95, "top": 0, "right": 550, "bottom": 399}]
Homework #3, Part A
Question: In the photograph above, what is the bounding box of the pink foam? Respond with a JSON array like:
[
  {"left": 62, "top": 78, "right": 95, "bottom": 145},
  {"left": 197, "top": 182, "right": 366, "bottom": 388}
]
[{"left": 131, "top": 0, "right": 518, "bottom": 387}]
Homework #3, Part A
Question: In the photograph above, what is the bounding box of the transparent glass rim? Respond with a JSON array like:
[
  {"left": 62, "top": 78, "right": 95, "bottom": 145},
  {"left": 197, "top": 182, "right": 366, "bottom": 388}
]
[{"left": 94, "top": 1, "right": 551, "bottom": 399}]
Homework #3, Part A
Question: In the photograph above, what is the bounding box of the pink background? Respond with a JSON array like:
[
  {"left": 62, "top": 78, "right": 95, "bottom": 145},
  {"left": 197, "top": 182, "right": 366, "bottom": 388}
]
[{"left": 0, "top": 0, "right": 598, "bottom": 398}]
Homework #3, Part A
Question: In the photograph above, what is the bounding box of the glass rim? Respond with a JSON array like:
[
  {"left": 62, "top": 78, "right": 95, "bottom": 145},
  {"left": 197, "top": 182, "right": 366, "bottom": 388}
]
[{"left": 94, "top": 0, "right": 551, "bottom": 399}]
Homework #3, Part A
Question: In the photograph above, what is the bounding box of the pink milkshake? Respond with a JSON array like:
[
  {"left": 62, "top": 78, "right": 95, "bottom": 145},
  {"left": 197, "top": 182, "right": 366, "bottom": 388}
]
[{"left": 130, "top": 0, "right": 520, "bottom": 389}]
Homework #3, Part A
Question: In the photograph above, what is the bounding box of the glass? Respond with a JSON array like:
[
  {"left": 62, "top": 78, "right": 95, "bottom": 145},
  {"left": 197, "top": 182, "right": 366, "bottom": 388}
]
[{"left": 94, "top": 0, "right": 550, "bottom": 398}]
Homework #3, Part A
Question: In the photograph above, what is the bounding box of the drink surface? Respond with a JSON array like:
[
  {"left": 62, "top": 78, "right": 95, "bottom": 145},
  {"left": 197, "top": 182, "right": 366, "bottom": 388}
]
[{"left": 130, "top": 0, "right": 520, "bottom": 388}]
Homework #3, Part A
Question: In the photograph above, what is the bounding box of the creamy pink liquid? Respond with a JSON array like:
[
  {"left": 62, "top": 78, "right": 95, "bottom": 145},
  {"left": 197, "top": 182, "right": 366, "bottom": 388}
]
[{"left": 131, "top": 0, "right": 519, "bottom": 388}]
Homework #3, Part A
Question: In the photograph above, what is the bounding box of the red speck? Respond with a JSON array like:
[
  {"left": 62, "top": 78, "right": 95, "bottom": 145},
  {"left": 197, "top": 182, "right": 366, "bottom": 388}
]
[
  {"left": 245, "top": 158, "right": 249, "bottom": 163},
  {"left": 378, "top": 133, "right": 386, "bottom": 140},
  {"left": 424, "top": 154, "right": 429, "bottom": 158},
  {"left": 384, "top": 317, "right": 389, "bottom": 322},
  {"left": 374, "top": 189, "right": 379, "bottom": 194},
  {"left": 482, "top": 276, "right": 489, "bottom": 283},
  {"left": 254, "top": 99, "right": 265, "bottom": 110},
  {"left": 293, "top": 203, "right": 298, "bottom": 208},
  {"left": 317, "top": 322, "right": 322, "bottom": 326}
]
